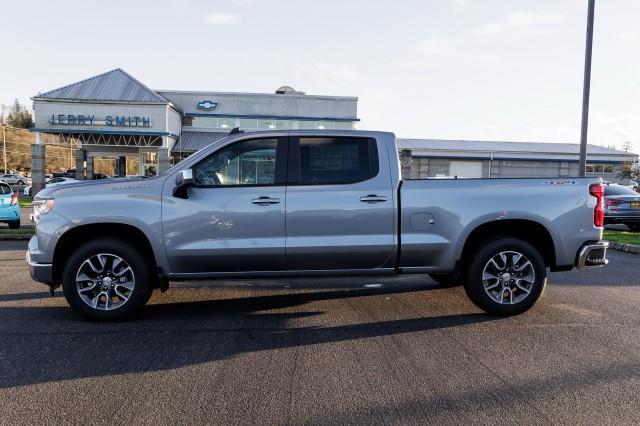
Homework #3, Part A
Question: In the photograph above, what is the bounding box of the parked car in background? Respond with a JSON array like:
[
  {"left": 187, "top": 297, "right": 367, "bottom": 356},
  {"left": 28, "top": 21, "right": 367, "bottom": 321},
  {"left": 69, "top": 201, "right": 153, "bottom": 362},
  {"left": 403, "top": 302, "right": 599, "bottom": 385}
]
[
  {"left": 1, "top": 173, "right": 30, "bottom": 186},
  {"left": 53, "top": 169, "right": 76, "bottom": 179},
  {"left": 0, "top": 181, "right": 21, "bottom": 229},
  {"left": 604, "top": 184, "right": 640, "bottom": 232},
  {"left": 24, "top": 177, "right": 82, "bottom": 196}
]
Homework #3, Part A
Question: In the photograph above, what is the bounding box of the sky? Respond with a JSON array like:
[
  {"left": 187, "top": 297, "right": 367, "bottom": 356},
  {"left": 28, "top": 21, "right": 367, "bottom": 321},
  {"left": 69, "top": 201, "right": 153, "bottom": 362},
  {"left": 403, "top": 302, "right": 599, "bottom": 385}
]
[{"left": 0, "top": 0, "right": 638, "bottom": 152}]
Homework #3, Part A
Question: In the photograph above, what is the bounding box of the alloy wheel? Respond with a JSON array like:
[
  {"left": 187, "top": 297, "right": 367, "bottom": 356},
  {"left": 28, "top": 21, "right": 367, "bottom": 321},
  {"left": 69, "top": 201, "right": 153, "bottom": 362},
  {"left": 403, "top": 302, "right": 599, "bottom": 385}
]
[
  {"left": 75, "top": 253, "right": 136, "bottom": 311},
  {"left": 482, "top": 251, "right": 535, "bottom": 305}
]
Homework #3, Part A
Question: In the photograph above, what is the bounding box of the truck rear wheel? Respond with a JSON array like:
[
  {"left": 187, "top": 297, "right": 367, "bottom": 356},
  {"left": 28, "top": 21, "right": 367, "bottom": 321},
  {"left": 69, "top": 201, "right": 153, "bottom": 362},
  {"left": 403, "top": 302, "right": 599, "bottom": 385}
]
[
  {"left": 464, "top": 238, "right": 546, "bottom": 316},
  {"left": 62, "top": 238, "right": 152, "bottom": 321}
]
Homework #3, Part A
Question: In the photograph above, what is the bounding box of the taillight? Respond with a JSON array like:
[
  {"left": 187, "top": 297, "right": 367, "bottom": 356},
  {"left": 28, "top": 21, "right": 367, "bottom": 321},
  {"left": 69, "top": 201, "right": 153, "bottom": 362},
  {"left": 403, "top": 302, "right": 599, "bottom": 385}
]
[
  {"left": 10, "top": 194, "right": 18, "bottom": 206},
  {"left": 606, "top": 199, "right": 622, "bottom": 206},
  {"left": 589, "top": 183, "right": 604, "bottom": 227}
]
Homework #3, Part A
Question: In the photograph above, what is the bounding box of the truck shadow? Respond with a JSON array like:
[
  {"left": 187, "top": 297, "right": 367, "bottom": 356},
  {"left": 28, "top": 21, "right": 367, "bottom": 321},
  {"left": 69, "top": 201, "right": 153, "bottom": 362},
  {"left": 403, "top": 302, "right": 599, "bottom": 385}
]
[{"left": 0, "top": 284, "right": 499, "bottom": 389}]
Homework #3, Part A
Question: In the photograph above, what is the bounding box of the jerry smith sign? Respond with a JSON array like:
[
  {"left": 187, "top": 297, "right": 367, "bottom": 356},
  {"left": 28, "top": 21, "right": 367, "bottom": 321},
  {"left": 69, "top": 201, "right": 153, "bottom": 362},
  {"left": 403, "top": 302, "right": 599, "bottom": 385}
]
[{"left": 48, "top": 114, "right": 152, "bottom": 127}]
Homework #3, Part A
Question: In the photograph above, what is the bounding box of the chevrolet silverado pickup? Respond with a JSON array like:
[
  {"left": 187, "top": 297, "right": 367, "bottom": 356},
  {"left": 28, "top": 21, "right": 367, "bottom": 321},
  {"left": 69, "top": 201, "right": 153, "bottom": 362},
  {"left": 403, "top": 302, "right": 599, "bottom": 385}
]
[{"left": 27, "top": 130, "right": 609, "bottom": 320}]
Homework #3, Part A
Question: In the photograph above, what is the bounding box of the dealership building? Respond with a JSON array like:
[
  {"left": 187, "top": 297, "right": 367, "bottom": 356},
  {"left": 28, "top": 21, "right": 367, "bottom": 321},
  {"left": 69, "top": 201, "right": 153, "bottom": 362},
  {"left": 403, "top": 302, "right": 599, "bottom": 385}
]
[
  {"left": 31, "top": 68, "right": 358, "bottom": 180},
  {"left": 30, "top": 68, "right": 637, "bottom": 186}
]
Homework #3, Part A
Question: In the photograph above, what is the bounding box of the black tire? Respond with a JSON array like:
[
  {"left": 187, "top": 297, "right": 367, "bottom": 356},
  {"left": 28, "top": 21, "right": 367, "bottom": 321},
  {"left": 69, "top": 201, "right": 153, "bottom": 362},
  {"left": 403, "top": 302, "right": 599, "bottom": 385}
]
[
  {"left": 62, "top": 238, "right": 152, "bottom": 321},
  {"left": 8, "top": 220, "right": 20, "bottom": 229},
  {"left": 464, "top": 238, "right": 546, "bottom": 316},
  {"left": 626, "top": 224, "right": 640, "bottom": 233},
  {"left": 428, "top": 273, "right": 460, "bottom": 287}
]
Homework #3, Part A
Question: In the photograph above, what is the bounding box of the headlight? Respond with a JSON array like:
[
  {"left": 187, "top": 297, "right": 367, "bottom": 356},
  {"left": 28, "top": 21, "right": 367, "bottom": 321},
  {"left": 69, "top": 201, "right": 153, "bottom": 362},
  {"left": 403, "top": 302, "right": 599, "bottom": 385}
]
[{"left": 33, "top": 197, "right": 55, "bottom": 216}]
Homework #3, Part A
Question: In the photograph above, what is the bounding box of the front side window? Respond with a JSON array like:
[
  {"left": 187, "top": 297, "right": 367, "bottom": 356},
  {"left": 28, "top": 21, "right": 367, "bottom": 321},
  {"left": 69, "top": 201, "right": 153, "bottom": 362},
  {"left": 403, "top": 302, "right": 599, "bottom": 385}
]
[
  {"left": 193, "top": 138, "right": 279, "bottom": 186},
  {"left": 295, "top": 137, "right": 378, "bottom": 185}
]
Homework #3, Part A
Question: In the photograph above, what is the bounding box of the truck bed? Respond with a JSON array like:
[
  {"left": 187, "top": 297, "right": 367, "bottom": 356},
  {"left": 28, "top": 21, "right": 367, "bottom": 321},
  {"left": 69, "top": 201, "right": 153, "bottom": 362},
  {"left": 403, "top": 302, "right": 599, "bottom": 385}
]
[{"left": 399, "top": 177, "right": 602, "bottom": 272}]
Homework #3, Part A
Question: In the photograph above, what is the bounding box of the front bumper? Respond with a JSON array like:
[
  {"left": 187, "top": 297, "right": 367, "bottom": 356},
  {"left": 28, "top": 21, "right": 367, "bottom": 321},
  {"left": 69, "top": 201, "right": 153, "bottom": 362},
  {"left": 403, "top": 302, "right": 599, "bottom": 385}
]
[
  {"left": 26, "top": 248, "right": 54, "bottom": 286},
  {"left": 575, "top": 241, "right": 609, "bottom": 269}
]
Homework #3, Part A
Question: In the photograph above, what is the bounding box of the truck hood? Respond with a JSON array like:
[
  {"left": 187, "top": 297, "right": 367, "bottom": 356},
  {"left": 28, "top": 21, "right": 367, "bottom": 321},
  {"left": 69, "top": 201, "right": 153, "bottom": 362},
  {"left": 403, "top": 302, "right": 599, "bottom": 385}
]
[{"left": 36, "top": 175, "right": 166, "bottom": 198}]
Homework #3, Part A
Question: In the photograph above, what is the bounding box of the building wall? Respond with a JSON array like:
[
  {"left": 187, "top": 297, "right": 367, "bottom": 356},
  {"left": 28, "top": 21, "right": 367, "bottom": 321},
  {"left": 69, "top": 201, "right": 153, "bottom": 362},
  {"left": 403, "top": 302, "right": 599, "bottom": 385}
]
[
  {"left": 33, "top": 101, "right": 169, "bottom": 135},
  {"left": 158, "top": 91, "right": 358, "bottom": 120},
  {"left": 405, "top": 155, "right": 629, "bottom": 182}
]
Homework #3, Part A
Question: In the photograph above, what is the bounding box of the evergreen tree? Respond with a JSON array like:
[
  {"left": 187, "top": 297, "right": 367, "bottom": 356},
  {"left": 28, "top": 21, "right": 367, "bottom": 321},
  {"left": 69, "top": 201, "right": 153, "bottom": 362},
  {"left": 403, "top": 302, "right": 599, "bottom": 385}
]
[{"left": 6, "top": 99, "right": 34, "bottom": 129}]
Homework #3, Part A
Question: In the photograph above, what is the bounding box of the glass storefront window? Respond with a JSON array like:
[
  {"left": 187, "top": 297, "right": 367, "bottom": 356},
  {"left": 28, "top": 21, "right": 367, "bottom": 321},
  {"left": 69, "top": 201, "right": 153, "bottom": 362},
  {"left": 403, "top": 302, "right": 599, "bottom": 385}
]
[
  {"left": 258, "top": 119, "right": 278, "bottom": 129},
  {"left": 143, "top": 152, "right": 158, "bottom": 176},
  {"left": 190, "top": 116, "right": 354, "bottom": 131},
  {"left": 333, "top": 121, "right": 354, "bottom": 130},
  {"left": 237, "top": 118, "right": 256, "bottom": 129},
  {"left": 275, "top": 120, "right": 289, "bottom": 129},
  {"left": 586, "top": 164, "right": 614, "bottom": 175},
  {"left": 191, "top": 117, "right": 219, "bottom": 128},
  {"left": 218, "top": 118, "right": 236, "bottom": 129},
  {"left": 298, "top": 120, "right": 316, "bottom": 130}
]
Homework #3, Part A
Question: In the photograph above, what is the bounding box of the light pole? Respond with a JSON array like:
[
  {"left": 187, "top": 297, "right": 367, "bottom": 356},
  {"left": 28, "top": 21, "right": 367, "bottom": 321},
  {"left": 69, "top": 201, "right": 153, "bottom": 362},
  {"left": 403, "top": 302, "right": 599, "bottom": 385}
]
[{"left": 578, "top": 0, "right": 596, "bottom": 176}]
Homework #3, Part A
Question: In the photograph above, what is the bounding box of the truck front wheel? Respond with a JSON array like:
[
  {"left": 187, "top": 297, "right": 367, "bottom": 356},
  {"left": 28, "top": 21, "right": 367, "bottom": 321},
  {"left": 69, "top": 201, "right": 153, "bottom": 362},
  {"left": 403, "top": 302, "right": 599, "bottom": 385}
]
[
  {"left": 62, "top": 238, "right": 152, "bottom": 320},
  {"left": 464, "top": 238, "right": 546, "bottom": 316}
]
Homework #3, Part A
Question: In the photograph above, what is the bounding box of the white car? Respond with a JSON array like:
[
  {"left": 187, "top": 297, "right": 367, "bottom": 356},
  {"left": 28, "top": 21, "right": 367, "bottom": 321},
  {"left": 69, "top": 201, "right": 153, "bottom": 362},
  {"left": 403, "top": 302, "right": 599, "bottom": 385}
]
[
  {"left": 24, "top": 177, "right": 81, "bottom": 196},
  {"left": 1, "top": 173, "right": 30, "bottom": 186}
]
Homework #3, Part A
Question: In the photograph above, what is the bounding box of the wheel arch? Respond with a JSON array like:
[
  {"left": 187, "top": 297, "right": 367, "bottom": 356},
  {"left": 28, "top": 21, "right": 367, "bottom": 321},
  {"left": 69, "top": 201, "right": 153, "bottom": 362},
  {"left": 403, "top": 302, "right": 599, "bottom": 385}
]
[
  {"left": 52, "top": 223, "right": 161, "bottom": 286},
  {"left": 458, "top": 219, "right": 557, "bottom": 272}
]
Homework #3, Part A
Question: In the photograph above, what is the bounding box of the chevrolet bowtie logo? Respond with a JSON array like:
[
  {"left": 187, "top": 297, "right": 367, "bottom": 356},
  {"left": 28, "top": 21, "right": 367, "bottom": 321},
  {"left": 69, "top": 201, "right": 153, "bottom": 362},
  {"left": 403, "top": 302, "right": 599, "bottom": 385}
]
[{"left": 196, "top": 100, "right": 218, "bottom": 111}]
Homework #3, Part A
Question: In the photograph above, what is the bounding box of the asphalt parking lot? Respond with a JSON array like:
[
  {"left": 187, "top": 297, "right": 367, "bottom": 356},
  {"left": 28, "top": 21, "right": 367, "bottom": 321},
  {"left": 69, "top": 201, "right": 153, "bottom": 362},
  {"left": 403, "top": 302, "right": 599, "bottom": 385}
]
[{"left": 1, "top": 241, "right": 639, "bottom": 425}]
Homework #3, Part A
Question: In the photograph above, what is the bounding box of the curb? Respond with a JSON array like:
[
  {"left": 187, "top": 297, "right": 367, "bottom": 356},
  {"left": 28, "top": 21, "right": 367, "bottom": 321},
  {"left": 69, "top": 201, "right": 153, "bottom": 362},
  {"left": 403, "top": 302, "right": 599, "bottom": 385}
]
[
  {"left": 607, "top": 241, "right": 640, "bottom": 254},
  {"left": 0, "top": 234, "right": 34, "bottom": 241}
]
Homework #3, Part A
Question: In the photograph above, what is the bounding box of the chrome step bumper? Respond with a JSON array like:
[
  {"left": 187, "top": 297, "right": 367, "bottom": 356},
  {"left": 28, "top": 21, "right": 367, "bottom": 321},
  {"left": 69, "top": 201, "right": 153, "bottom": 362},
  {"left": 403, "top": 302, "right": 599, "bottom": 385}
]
[{"left": 576, "top": 241, "right": 609, "bottom": 269}]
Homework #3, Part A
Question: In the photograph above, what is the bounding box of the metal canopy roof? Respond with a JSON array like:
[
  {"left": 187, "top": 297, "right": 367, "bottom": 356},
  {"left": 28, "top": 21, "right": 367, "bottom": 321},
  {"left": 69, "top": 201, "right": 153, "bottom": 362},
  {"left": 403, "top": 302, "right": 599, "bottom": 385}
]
[
  {"left": 34, "top": 68, "right": 169, "bottom": 104},
  {"left": 172, "top": 131, "right": 229, "bottom": 153}
]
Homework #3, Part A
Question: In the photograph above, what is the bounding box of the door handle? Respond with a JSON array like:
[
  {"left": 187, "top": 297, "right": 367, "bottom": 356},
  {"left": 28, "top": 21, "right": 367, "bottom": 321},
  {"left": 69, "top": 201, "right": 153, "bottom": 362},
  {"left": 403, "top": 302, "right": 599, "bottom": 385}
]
[
  {"left": 252, "top": 196, "right": 280, "bottom": 205},
  {"left": 360, "top": 194, "right": 387, "bottom": 203}
]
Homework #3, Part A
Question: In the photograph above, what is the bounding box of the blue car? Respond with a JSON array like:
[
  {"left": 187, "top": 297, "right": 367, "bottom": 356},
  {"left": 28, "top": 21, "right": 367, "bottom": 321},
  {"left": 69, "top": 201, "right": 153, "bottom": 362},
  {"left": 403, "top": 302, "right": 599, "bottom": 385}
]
[{"left": 0, "top": 181, "right": 20, "bottom": 229}]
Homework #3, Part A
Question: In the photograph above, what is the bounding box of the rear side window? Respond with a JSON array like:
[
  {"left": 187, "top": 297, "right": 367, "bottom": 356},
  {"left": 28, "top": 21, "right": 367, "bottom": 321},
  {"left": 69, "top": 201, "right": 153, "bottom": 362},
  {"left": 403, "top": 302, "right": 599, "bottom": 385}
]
[
  {"left": 0, "top": 184, "right": 10, "bottom": 194},
  {"left": 294, "top": 137, "right": 379, "bottom": 185}
]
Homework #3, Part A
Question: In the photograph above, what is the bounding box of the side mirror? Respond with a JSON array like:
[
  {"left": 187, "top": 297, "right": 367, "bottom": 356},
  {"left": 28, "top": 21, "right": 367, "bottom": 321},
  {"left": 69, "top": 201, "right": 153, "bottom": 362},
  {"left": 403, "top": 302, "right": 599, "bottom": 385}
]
[{"left": 173, "top": 169, "right": 194, "bottom": 198}]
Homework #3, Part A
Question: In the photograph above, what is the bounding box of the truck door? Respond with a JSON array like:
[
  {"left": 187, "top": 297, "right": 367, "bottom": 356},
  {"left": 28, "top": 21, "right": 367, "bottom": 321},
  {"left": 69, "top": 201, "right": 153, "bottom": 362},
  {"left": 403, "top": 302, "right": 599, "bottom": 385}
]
[
  {"left": 162, "top": 137, "right": 288, "bottom": 274},
  {"left": 285, "top": 135, "right": 396, "bottom": 270}
]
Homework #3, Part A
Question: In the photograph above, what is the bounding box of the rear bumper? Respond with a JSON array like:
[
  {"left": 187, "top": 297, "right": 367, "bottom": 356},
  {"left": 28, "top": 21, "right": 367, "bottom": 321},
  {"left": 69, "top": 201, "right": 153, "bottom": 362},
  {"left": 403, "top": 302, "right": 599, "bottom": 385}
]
[
  {"left": 26, "top": 249, "right": 54, "bottom": 286},
  {"left": 0, "top": 206, "right": 20, "bottom": 222},
  {"left": 575, "top": 241, "right": 609, "bottom": 269},
  {"left": 604, "top": 212, "right": 640, "bottom": 224}
]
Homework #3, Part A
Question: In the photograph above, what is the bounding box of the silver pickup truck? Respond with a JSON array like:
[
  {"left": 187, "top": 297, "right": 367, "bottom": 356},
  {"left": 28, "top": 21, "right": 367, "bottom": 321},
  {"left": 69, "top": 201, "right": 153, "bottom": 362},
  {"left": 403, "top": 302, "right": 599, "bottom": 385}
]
[{"left": 27, "top": 130, "right": 608, "bottom": 320}]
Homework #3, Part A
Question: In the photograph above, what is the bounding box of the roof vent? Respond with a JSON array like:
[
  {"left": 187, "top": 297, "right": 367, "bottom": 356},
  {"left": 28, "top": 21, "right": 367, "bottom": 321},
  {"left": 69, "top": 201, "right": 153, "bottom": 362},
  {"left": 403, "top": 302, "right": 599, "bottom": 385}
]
[{"left": 275, "top": 86, "right": 305, "bottom": 95}]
